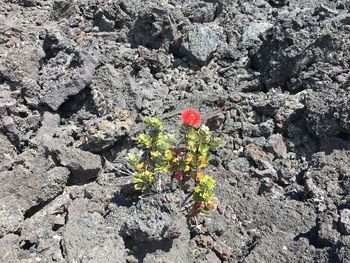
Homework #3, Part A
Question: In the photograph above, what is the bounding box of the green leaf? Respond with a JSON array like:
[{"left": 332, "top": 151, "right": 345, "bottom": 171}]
[
  {"left": 199, "top": 144, "right": 209, "bottom": 154},
  {"left": 138, "top": 133, "right": 152, "bottom": 148},
  {"left": 164, "top": 149, "right": 173, "bottom": 161},
  {"left": 150, "top": 150, "right": 161, "bottom": 158},
  {"left": 187, "top": 130, "right": 198, "bottom": 142},
  {"left": 209, "top": 138, "right": 221, "bottom": 149},
  {"left": 127, "top": 154, "right": 140, "bottom": 166},
  {"left": 134, "top": 170, "right": 154, "bottom": 192},
  {"left": 145, "top": 117, "right": 163, "bottom": 129},
  {"left": 199, "top": 125, "right": 211, "bottom": 143},
  {"left": 193, "top": 175, "right": 216, "bottom": 202}
]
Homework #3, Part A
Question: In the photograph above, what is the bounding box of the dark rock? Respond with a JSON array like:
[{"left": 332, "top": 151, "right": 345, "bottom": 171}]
[
  {"left": 202, "top": 211, "right": 227, "bottom": 237},
  {"left": 268, "top": 0, "right": 289, "bottom": 7},
  {"left": 129, "top": 8, "right": 177, "bottom": 51},
  {"left": 337, "top": 238, "right": 350, "bottom": 263},
  {"left": 97, "top": 15, "right": 115, "bottom": 32},
  {"left": 42, "top": 27, "right": 76, "bottom": 59},
  {"left": 183, "top": 2, "right": 219, "bottom": 23},
  {"left": 254, "top": 160, "right": 278, "bottom": 180},
  {"left": 258, "top": 119, "right": 275, "bottom": 137},
  {"left": 305, "top": 89, "right": 350, "bottom": 138},
  {"left": 1, "top": 0, "right": 350, "bottom": 262}
]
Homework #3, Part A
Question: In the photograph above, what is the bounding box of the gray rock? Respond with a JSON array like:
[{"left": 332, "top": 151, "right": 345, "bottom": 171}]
[
  {"left": 205, "top": 252, "right": 221, "bottom": 263},
  {"left": 0, "top": 149, "right": 70, "bottom": 209},
  {"left": 0, "top": 44, "right": 45, "bottom": 106},
  {"left": 81, "top": 112, "right": 133, "bottom": 152},
  {"left": 62, "top": 198, "right": 126, "bottom": 263},
  {"left": 50, "top": 145, "right": 102, "bottom": 184},
  {"left": 179, "top": 25, "right": 222, "bottom": 65},
  {"left": 317, "top": 213, "right": 340, "bottom": 246},
  {"left": 227, "top": 157, "right": 250, "bottom": 173},
  {"left": 39, "top": 46, "right": 100, "bottom": 111},
  {"left": 259, "top": 177, "right": 284, "bottom": 198},
  {"left": 254, "top": 160, "right": 278, "bottom": 180},
  {"left": 120, "top": 191, "right": 185, "bottom": 242},
  {"left": 337, "top": 238, "right": 350, "bottom": 263},
  {"left": 0, "top": 148, "right": 70, "bottom": 238},
  {"left": 0, "top": 84, "right": 16, "bottom": 114},
  {"left": 0, "top": 196, "right": 23, "bottom": 237},
  {"left": 266, "top": 134, "right": 288, "bottom": 159},
  {"left": 90, "top": 63, "right": 137, "bottom": 115},
  {"left": 1, "top": 115, "right": 15, "bottom": 133},
  {"left": 242, "top": 122, "right": 258, "bottom": 137},
  {"left": 62, "top": 198, "right": 127, "bottom": 262},
  {"left": 244, "top": 144, "right": 274, "bottom": 167},
  {"left": 31, "top": 111, "right": 60, "bottom": 145},
  {"left": 42, "top": 27, "right": 76, "bottom": 58},
  {"left": 0, "top": 234, "right": 23, "bottom": 262},
  {"left": 239, "top": 22, "right": 273, "bottom": 50},
  {"left": 340, "top": 209, "right": 350, "bottom": 235},
  {"left": 0, "top": 133, "right": 16, "bottom": 171}
]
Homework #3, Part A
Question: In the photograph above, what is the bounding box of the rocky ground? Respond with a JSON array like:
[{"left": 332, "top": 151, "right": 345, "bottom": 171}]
[{"left": 0, "top": 0, "right": 350, "bottom": 262}]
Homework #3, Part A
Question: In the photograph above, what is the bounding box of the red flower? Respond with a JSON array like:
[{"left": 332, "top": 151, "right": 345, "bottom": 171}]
[
  {"left": 181, "top": 108, "right": 201, "bottom": 127},
  {"left": 174, "top": 170, "right": 183, "bottom": 181}
]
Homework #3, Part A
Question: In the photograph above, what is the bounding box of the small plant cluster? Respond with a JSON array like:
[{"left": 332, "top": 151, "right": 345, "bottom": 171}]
[{"left": 128, "top": 109, "right": 220, "bottom": 216}]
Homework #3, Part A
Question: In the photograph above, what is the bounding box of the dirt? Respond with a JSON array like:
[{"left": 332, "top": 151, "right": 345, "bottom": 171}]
[{"left": 0, "top": 0, "right": 350, "bottom": 262}]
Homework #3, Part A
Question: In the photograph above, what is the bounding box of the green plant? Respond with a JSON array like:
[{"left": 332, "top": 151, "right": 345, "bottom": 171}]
[{"left": 128, "top": 109, "right": 220, "bottom": 216}]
